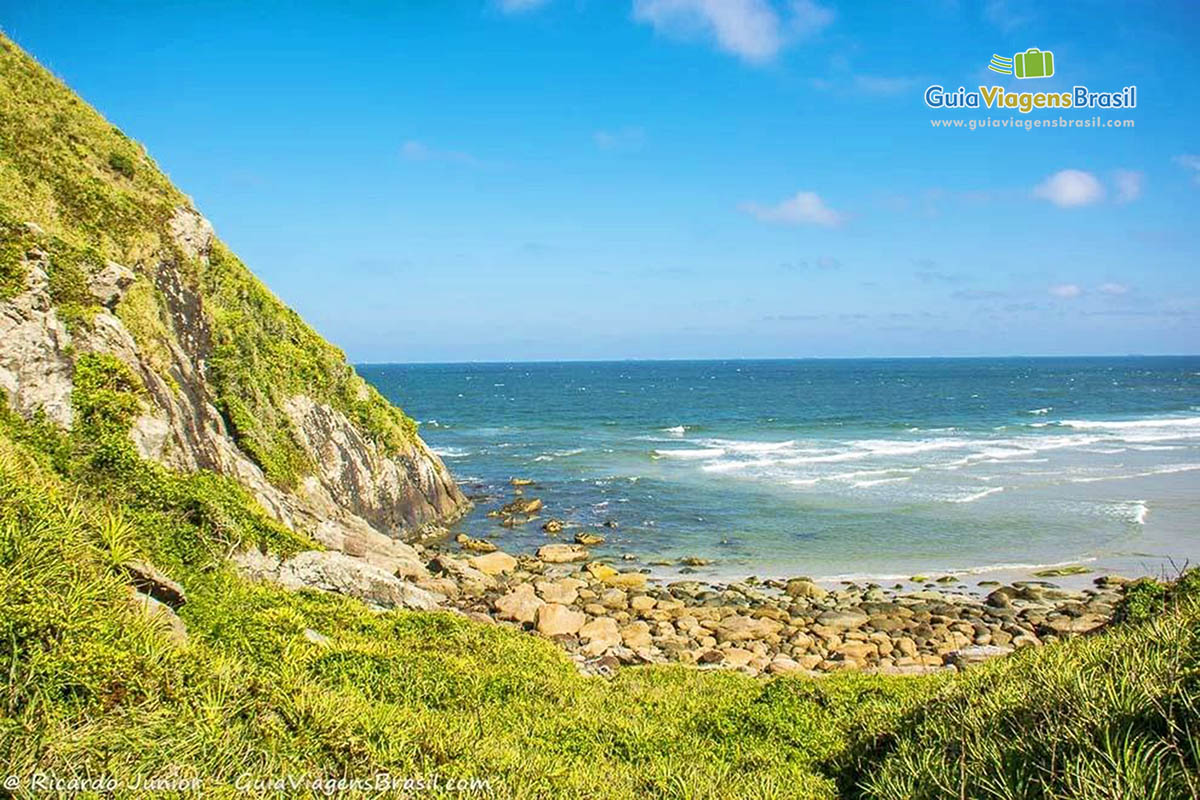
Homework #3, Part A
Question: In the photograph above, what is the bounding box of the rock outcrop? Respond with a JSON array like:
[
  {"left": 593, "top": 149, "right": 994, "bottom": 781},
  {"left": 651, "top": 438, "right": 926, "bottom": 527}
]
[{"left": 0, "top": 213, "right": 469, "bottom": 602}]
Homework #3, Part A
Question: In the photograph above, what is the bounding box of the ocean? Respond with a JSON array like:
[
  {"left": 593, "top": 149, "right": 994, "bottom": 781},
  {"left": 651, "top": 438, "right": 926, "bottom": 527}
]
[{"left": 359, "top": 357, "right": 1200, "bottom": 587}]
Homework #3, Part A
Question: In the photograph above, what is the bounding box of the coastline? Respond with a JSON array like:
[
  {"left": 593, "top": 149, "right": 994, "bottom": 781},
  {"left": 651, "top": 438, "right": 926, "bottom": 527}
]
[{"left": 414, "top": 483, "right": 1142, "bottom": 677}]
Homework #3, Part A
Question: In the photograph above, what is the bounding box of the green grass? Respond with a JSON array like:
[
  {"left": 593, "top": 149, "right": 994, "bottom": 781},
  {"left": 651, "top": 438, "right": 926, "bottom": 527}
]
[
  {"left": 0, "top": 33, "right": 418, "bottom": 488},
  {"left": 0, "top": 350, "right": 1198, "bottom": 797},
  {"left": 0, "top": 409, "right": 928, "bottom": 799}
]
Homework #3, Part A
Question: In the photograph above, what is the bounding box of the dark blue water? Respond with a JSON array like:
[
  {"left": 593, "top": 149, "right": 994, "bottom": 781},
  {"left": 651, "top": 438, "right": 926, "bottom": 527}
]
[{"left": 360, "top": 358, "right": 1200, "bottom": 582}]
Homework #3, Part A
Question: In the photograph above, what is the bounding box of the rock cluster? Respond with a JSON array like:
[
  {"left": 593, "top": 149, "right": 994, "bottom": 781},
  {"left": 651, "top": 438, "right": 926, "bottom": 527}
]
[{"left": 421, "top": 546, "right": 1128, "bottom": 677}]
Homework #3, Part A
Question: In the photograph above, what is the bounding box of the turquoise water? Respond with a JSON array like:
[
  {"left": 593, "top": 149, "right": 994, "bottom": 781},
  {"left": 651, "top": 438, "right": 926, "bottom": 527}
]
[{"left": 360, "top": 358, "right": 1200, "bottom": 583}]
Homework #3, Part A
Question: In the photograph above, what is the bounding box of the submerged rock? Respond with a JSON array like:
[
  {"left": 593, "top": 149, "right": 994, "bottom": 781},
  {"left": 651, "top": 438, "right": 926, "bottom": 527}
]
[
  {"left": 501, "top": 497, "right": 544, "bottom": 516},
  {"left": 456, "top": 534, "right": 497, "bottom": 553}
]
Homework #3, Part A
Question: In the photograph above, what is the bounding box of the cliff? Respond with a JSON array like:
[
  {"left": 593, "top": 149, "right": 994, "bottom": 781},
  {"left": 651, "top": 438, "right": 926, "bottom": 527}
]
[{"left": 0, "top": 36, "right": 468, "bottom": 579}]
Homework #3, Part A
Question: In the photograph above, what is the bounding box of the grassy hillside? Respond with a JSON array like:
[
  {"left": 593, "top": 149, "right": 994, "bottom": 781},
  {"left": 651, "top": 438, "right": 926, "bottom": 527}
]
[
  {"left": 1, "top": 32, "right": 1197, "bottom": 800},
  {"left": 1, "top": 337, "right": 1197, "bottom": 798},
  {"left": 0, "top": 34, "right": 416, "bottom": 488}
]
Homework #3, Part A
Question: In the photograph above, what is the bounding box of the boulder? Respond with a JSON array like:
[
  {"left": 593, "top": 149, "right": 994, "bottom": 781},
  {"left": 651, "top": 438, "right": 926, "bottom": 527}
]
[
  {"left": 575, "top": 531, "right": 606, "bottom": 546},
  {"left": 129, "top": 589, "right": 188, "bottom": 646},
  {"left": 456, "top": 534, "right": 497, "bottom": 553},
  {"left": 784, "top": 578, "right": 827, "bottom": 600},
  {"left": 766, "top": 656, "right": 804, "bottom": 675},
  {"left": 494, "top": 584, "right": 544, "bottom": 625},
  {"left": 415, "top": 576, "right": 460, "bottom": 599},
  {"left": 715, "top": 615, "right": 784, "bottom": 643},
  {"left": 536, "top": 603, "right": 586, "bottom": 637},
  {"left": 88, "top": 261, "right": 136, "bottom": 308},
  {"left": 247, "top": 550, "right": 442, "bottom": 611},
  {"left": 120, "top": 559, "right": 186, "bottom": 609},
  {"left": 541, "top": 518, "right": 566, "bottom": 534},
  {"left": 722, "top": 648, "right": 755, "bottom": 668},
  {"left": 579, "top": 616, "right": 622, "bottom": 656},
  {"left": 599, "top": 588, "right": 628, "bottom": 610},
  {"left": 620, "top": 621, "right": 653, "bottom": 649},
  {"left": 630, "top": 595, "right": 657, "bottom": 613},
  {"left": 946, "top": 644, "right": 1013, "bottom": 668},
  {"left": 815, "top": 609, "right": 869, "bottom": 630},
  {"left": 538, "top": 543, "right": 589, "bottom": 563},
  {"left": 835, "top": 641, "right": 877, "bottom": 661},
  {"left": 602, "top": 572, "right": 649, "bottom": 590},
  {"left": 586, "top": 562, "right": 618, "bottom": 580},
  {"left": 1042, "top": 614, "right": 1106, "bottom": 637},
  {"left": 536, "top": 578, "right": 586, "bottom": 605},
  {"left": 986, "top": 587, "right": 1018, "bottom": 608},
  {"left": 502, "top": 497, "right": 544, "bottom": 515},
  {"left": 468, "top": 551, "right": 518, "bottom": 575},
  {"left": 868, "top": 615, "right": 907, "bottom": 633},
  {"left": 427, "top": 553, "right": 496, "bottom": 594}
]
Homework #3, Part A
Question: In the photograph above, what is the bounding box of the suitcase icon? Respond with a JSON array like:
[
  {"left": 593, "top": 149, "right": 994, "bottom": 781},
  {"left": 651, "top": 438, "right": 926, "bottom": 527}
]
[{"left": 1014, "top": 48, "right": 1054, "bottom": 79}]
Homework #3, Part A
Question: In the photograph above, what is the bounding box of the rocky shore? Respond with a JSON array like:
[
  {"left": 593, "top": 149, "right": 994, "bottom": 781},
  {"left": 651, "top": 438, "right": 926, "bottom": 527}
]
[{"left": 399, "top": 485, "right": 1130, "bottom": 678}]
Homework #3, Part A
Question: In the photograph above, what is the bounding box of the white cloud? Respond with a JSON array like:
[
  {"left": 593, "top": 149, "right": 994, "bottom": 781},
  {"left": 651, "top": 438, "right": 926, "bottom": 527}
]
[
  {"left": 1033, "top": 170, "right": 1105, "bottom": 208},
  {"left": 400, "top": 139, "right": 482, "bottom": 166},
  {"left": 632, "top": 0, "right": 783, "bottom": 62},
  {"left": 593, "top": 126, "right": 646, "bottom": 151},
  {"left": 1175, "top": 154, "right": 1200, "bottom": 184},
  {"left": 743, "top": 191, "right": 844, "bottom": 227},
  {"left": 632, "top": 0, "right": 833, "bottom": 63},
  {"left": 984, "top": 0, "right": 1034, "bottom": 31},
  {"left": 853, "top": 75, "right": 920, "bottom": 95},
  {"left": 497, "top": 0, "right": 551, "bottom": 13},
  {"left": 1113, "top": 169, "right": 1144, "bottom": 204},
  {"left": 1098, "top": 282, "right": 1129, "bottom": 295},
  {"left": 1049, "top": 284, "right": 1083, "bottom": 299},
  {"left": 400, "top": 140, "right": 430, "bottom": 160},
  {"left": 790, "top": 0, "right": 836, "bottom": 38}
]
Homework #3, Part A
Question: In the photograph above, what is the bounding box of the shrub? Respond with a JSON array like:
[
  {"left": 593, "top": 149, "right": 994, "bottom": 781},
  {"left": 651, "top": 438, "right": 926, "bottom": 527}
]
[
  {"left": 1116, "top": 578, "right": 1170, "bottom": 624},
  {"left": 106, "top": 151, "right": 135, "bottom": 179}
]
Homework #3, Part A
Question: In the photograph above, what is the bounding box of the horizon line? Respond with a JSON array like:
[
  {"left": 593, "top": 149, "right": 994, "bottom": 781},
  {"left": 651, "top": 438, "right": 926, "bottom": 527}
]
[{"left": 354, "top": 353, "right": 1200, "bottom": 366}]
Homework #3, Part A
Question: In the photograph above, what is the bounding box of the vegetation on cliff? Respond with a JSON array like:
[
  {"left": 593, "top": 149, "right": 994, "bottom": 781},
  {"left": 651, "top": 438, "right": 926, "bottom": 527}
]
[{"left": 0, "top": 34, "right": 416, "bottom": 488}]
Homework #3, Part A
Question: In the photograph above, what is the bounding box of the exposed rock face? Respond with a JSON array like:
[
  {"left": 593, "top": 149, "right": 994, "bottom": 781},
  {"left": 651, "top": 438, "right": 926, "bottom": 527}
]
[
  {"left": 234, "top": 549, "right": 442, "bottom": 611},
  {"left": 283, "top": 394, "right": 466, "bottom": 533},
  {"left": 121, "top": 560, "right": 187, "bottom": 609},
  {"left": 0, "top": 255, "right": 74, "bottom": 427},
  {"left": 0, "top": 209, "right": 470, "bottom": 599}
]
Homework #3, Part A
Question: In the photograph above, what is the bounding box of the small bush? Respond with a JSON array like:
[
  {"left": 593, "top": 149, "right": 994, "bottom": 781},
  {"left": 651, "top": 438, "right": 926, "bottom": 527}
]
[
  {"left": 1116, "top": 578, "right": 1170, "bottom": 624},
  {"left": 106, "top": 150, "right": 135, "bottom": 179}
]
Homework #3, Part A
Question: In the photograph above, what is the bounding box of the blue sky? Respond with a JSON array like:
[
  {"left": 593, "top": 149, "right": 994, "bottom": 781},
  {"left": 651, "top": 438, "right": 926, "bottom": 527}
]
[{"left": 5, "top": 1, "right": 1199, "bottom": 361}]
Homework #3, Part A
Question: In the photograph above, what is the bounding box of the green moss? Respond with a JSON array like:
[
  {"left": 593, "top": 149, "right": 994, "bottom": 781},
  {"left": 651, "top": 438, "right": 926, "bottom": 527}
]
[{"left": 1033, "top": 565, "right": 1092, "bottom": 578}]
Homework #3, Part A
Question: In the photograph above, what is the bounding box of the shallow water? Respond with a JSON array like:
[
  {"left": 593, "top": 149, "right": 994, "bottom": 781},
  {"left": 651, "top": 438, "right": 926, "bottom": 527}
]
[{"left": 360, "top": 358, "right": 1200, "bottom": 584}]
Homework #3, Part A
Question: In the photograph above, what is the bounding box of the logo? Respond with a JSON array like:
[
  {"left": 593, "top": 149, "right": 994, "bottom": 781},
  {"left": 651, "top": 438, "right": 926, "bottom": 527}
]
[
  {"left": 923, "top": 49, "right": 1135, "bottom": 116},
  {"left": 988, "top": 47, "right": 1055, "bottom": 79}
]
